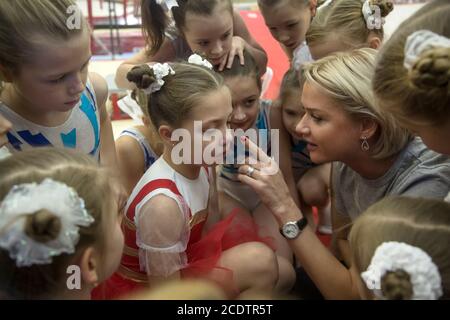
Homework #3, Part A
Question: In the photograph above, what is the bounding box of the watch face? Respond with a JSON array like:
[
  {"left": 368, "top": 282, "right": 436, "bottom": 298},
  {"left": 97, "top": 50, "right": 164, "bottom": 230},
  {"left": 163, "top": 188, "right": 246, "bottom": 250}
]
[{"left": 283, "top": 223, "right": 299, "bottom": 239}]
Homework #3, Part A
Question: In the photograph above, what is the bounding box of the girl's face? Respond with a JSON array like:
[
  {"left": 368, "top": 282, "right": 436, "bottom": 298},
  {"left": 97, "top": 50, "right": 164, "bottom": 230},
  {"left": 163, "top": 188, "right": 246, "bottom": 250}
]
[
  {"left": 177, "top": 85, "right": 233, "bottom": 165},
  {"left": 0, "top": 115, "right": 12, "bottom": 147},
  {"left": 224, "top": 75, "right": 261, "bottom": 131},
  {"left": 281, "top": 89, "right": 305, "bottom": 139},
  {"left": 100, "top": 181, "right": 125, "bottom": 281},
  {"left": 296, "top": 81, "right": 362, "bottom": 164},
  {"left": 183, "top": 4, "right": 233, "bottom": 67},
  {"left": 261, "top": 1, "right": 313, "bottom": 51},
  {"left": 10, "top": 29, "right": 91, "bottom": 113}
]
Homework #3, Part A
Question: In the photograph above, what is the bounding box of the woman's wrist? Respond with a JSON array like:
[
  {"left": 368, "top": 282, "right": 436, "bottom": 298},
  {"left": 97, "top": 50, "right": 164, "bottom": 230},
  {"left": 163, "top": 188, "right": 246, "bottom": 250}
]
[{"left": 273, "top": 198, "right": 304, "bottom": 226}]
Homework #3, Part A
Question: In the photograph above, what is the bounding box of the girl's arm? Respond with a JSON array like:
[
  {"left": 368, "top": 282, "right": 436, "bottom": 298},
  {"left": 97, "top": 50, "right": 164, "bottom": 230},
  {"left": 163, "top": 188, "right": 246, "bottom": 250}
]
[
  {"left": 115, "top": 40, "right": 176, "bottom": 90},
  {"left": 115, "top": 135, "right": 146, "bottom": 195},
  {"left": 138, "top": 195, "right": 187, "bottom": 286},
  {"left": 229, "top": 10, "right": 268, "bottom": 75},
  {"left": 90, "top": 72, "right": 118, "bottom": 169},
  {"left": 269, "top": 103, "right": 300, "bottom": 207}
]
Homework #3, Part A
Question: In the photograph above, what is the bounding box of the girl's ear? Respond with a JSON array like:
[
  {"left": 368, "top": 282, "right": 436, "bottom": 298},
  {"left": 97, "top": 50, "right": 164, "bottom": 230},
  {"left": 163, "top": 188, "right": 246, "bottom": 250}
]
[
  {"left": 79, "top": 247, "right": 100, "bottom": 287},
  {"left": 158, "top": 124, "right": 174, "bottom": 145},
  {"left": 367, "top": 33, "right": 382, "bottom": 50}
]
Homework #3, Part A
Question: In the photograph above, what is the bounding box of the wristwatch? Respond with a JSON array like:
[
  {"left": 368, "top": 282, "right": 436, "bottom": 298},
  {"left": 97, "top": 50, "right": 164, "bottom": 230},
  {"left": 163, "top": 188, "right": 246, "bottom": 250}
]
[{"left": 280, "top": 217, "right": 308, "bottom": 240}]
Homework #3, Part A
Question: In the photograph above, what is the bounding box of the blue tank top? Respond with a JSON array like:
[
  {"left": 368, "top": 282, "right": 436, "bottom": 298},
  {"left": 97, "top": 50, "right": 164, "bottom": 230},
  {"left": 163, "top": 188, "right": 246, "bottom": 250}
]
[{"left": 118, "top": 127, "right": 158, "bottom": 172}]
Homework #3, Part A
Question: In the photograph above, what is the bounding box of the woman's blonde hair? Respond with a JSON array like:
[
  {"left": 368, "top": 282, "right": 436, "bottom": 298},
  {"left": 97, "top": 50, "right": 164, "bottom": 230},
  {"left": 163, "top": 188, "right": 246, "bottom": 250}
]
[
  {"left": 0, "top": 148, "right": 115, "bottom": 299},
  {"left": 306, "top": 0, "right": 393, "bottom": 49},
  {"left": 302, "top": 48, "right": 411, "bottom": 159},
  {"left": 349, "top": 196, "right": 450, "bottom": 300},
  {"left": 373, "top": 0, "right": 450, "bottom": 127}
]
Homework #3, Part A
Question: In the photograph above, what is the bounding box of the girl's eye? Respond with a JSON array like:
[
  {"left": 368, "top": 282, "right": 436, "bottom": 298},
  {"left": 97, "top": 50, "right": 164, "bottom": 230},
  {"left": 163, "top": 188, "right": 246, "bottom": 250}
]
[
  {"left": 245, "top": 99, "right": 256, "bottom": 107},
  {"left": 287, "top": 22, "right": 299, "bottom": 29},
  {"left": 284, "top": 110, "right": 297, "bottom": 117},
  {"left": 50, "top": 75, "right": 65, "bottom": 83},
  {"left": 222, "top": 33, "right": 231, "bottom": 40},
  {"left": 198, "top": 41, "right": 209, "bottom": 47},
  {"left": 311, "top": 114, "right": 322, "bottom": 122}
]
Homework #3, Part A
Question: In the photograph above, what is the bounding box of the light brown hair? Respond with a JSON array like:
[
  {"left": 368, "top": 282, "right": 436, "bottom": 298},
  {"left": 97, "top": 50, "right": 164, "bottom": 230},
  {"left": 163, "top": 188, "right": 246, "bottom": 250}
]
[
  {"left": 373, "top": 0, "right": 450, "bottom": 127},
  {"left": 349, "top": 196, "right": 450, "bottom": 300},
  {"left": 306, "top": 0, "right": 393, "bottom": 49}
]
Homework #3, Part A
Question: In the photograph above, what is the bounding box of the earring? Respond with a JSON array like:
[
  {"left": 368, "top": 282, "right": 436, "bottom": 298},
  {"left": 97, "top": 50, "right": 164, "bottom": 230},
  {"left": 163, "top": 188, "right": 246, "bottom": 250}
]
[{"left": 361, "top": 136, "right": 370, "bottom": 151}]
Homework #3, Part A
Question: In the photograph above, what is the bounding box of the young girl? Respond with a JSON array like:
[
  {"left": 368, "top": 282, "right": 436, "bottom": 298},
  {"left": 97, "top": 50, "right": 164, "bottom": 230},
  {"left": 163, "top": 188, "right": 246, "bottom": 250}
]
[
  {"left": 349, "top": 196, "right": 450, "bottom": 300},
  {"left": 0, "top": 0, "right": 117, "bottom": 168},
  {"left": 235, "top": 48, "right": 450, "bottom": 299},
  {"left": 257, "top": 0, "right": 317, "bottom": 70},
  {"left": 306, "top": 0, "right": 393, "bottom": 60},
  {"left": 95, "top": 60, "right": 279, "bottom": 299},
  {"left": 278, "top": 68, "right": 331, "bottom": 234},
  {"left": 115, "top": 91, "right": 164, "bottom": 194},
  {"left": 218, "top": 52, "right": 298, "bottom": 292},
  {"left": 373, "top": 0, "right": 450, "bottom": 156},
  {"left": 115, "top": 0, "right": 268, "bottom": 89},
  {"left": 0, "top": 148, "right": 124, "bottom": 299}
]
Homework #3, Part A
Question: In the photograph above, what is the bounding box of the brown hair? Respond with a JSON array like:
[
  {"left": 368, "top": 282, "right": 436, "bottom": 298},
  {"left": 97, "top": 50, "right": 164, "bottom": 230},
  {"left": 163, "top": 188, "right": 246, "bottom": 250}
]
[
  {"left": 258, "top": 0, "right": 310, "bottom": 8},
  {"left": 349, "top": 196, "right": 450, "bottom": 300},
  {"left": 218, "top": 51, "right": 262, "bottom": 90},
  {"left": 279, "top": 68, "right": 304, "bottom": 106},
  {"left": 373, "top": 0, "right": 450, "bottom": 127},
  {"left": 141, "top": 0, "right": 233, "bottom": 56},
  {"left": 0, "top": 0, "right": 87, "bottom": 90},
  {"left": 127, "top": 62, "right": 225, "bottom": 129},
  {"left": 0, "top": 148, "right": 115, "bottom": 299},
  {"left": 306, "top": 0, "right": 393, "bottom": 49}
]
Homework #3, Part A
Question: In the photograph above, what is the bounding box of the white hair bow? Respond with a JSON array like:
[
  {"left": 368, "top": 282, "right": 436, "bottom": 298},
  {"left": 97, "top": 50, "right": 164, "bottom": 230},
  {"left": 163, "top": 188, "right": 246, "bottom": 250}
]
[
  {"left": 362, "top": 0, "right": 385, "bottom": 30},
  {"left": 403, "top": 30, "right": 450, "bottom": 71},
  {"left": 0, "top": 179, "right": 94, "bottom": 267},
  {"left": 144, "top": 63, "right": 176, "bottom": 94},
  {"left": 188, "top": 54, "right": 213, "bottom": 70},
  {"left": 361, "top": 241, "right": 443, "bottom": 300}
]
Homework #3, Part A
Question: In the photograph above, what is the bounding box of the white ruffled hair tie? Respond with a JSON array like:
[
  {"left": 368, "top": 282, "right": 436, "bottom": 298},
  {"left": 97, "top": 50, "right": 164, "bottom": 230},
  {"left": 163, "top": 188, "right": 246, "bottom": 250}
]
[
  {"left": 156, "top": 0, "right": 179, "bottom": 11},
  {"left": 143, "top": 63, "right": 176, "bottom": 94},
  {"left": 403, "top": 30, "right": 450, "bottom": 71},
  {"left": 0, "top": 178, "right": 94, "bottom": 267},
  {"left": 188, "top": 54, "right": 214, "bottom": 70},
  {"left": 361, "top": 241, "right": 443, "bottom": 300},
  {"left": 362, "top": 0, "right": 385, "bottom": 30}
]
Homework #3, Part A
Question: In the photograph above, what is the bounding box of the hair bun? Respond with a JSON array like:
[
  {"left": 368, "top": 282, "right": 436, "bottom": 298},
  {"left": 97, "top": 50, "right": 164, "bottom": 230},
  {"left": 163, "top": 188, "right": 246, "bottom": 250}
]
[
  {"left": 410, "top": 47, "right": 450, "bottom": 91},
  {"left": 381, "top": 270, "right": 414, "bottom": 300},
  {"left": 127, "top": 64, "right": 157, "bottom": 89},
  {"left": 24, "top": 209, "right": 62, "bottom": 243},
  {"left": 370, "top": 0, "right": 394, "bottom": 17}
]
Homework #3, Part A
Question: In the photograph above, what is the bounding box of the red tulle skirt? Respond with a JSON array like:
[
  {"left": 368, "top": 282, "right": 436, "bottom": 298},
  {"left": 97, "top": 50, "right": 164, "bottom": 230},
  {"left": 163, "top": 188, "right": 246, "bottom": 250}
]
[{"left": 91, "top": 208, "right": 275, "bottom": 300}]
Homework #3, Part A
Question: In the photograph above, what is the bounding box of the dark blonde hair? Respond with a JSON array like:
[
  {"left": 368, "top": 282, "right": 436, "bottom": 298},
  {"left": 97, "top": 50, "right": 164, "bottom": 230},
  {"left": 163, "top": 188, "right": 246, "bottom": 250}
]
[
  {"left": 306, "top": 0, "right": 393, "bottom": 49},
  {"left": 141, "top": 0, "right": 233, "bottom": 55},
  {"left": 0, "top": 0, "right": 87, "bottom": 88},
  {"left": 302, "top": 48, "right": 411, "bottom": 159},
  {"left": 349, "top": 196, "right": 450, "bottom": 300},
  {"left": 373, "top": 0, "right": 450, "bottom": 127},
  {"left": 258, "top": 0, "right": 310, "bottom": 9},
  {"left": 0, "top": 148, "right": 115, "bottom": 299},
  {"left": 127, "top": 62, "right": 225, "bottom": 129}
]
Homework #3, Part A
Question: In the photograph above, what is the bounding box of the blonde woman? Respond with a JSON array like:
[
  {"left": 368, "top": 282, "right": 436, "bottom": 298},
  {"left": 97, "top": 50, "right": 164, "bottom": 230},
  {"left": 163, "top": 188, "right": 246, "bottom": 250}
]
[{"left": 236, "top": 48, "right": 450, "bottom": 299}]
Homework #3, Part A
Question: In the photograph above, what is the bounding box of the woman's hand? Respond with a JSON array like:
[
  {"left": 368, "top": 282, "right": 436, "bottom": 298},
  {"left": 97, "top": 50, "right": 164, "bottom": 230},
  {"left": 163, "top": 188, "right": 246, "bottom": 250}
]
[
  {"left": 218, "top": 36, "right": 246, "bottom": 71},
  {"left": 237, "top": 136, "right": 301, "bottom": 223}
]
